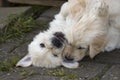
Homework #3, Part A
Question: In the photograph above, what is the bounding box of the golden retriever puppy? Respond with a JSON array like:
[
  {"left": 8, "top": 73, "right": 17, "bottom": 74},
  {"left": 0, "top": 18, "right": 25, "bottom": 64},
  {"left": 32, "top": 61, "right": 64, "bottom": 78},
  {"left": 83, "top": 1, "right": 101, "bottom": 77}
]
[{"left": 62, "top": 0, "right": 120, "bottom": 68}]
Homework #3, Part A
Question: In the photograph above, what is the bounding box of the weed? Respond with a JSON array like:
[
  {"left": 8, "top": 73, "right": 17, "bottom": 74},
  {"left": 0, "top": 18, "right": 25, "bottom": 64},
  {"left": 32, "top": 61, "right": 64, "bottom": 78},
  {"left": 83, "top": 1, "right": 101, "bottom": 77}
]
[
  {"left": 19, "top": 69, "right": 36, "bottom": 76},
  {"left": 0, "top": 6, "right": 49, "bottom": 44},
  {"left": 62, "top": 73, "right": 78, "bottom": 80},
  {"left": 47, "top": 69, "right": 78, "bottom": 80},
  {"left": 0, "top": 14, "right": 36, "bottom": 44},
  {"left": 0, "top": 56, "right": 19, "bottom": 72},
  {"left": 47, "top": 69, "right": 65, "bottom": 77}
]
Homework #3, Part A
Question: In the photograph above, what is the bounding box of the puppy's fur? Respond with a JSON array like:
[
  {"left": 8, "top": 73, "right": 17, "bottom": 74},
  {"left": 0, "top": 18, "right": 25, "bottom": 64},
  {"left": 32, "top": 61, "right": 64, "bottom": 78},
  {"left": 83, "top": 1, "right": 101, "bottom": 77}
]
[
  {"left": 17, "top": 0, "right": 120, "bottom": 68},
  {"left": 63, "top": 0, "right": 120, "bottom": 63},
  {"left": 16, "top": 0, "right": 83, "bottom": 68}
]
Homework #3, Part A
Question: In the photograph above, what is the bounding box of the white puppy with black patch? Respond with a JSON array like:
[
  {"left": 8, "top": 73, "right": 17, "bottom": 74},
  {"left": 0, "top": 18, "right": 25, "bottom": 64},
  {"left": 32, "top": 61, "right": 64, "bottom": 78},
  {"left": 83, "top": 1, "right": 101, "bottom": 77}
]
[
  {"left": 17, "top": 0, "right": 120, "bottom": 68},
  {"left": 17, "top": 0, "right": 83, "bottom": 68}
]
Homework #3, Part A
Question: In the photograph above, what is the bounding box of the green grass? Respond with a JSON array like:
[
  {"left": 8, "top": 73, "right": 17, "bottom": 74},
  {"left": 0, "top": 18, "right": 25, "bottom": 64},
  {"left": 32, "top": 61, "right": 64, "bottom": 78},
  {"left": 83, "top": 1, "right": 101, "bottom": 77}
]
[
  {"left": 0, "top": 56, "right": 19, "bottom": 72},
  {"left": 0, "top": 14, "right": 36, "bottom": 44},
  {"left": 47, "top": 69, "right": 78, "bottom": 80},
  {"left": 0, "top": 6, "right": 49, "bottom": 44},
  {"left": 63, "top": 73, "right": 78, "bottom": 80},
  {"left": 19, "top": 69, "right": 37, "bottom": 80},
  {"left": 19, "top": 69, "right": 36, "bottom": 76},
  {"left": 47, "top": 69, "right": 66, "bottom": 77}
]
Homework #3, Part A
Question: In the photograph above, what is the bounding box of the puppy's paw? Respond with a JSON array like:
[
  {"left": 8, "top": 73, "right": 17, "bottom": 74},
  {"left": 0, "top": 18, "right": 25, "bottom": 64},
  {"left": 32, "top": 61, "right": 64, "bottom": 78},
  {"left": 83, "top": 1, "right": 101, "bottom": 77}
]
[{"left": 95, "top": 0, "right": 108, "bottom": 17}]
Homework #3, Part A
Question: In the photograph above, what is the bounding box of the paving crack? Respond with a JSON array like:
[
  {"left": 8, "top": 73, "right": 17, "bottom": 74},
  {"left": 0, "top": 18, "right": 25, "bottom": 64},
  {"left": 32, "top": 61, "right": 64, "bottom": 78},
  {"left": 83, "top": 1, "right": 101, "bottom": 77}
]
[{"left": 89, "top": 64, "right": 112, "bottom": 80}]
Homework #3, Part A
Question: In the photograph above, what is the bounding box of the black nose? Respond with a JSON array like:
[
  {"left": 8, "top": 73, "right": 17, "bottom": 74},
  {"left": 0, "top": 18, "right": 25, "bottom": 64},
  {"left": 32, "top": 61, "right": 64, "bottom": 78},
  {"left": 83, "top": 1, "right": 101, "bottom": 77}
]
[{"left": 65, "top": 56, "right": 74, "bottom": 61}]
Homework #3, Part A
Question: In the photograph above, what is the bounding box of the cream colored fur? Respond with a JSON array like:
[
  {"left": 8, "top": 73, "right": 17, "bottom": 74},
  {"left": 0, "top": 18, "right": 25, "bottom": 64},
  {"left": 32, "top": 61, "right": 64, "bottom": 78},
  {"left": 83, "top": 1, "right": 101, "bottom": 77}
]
[
  {"left": 63, "top": 0, "right": 120, "bottom": 61},
  {"left": 17, "top": 0, "right": 120, "bottom": 68},
  {"left": 16, "top": 0, "right": 81, "bottom": 68}
]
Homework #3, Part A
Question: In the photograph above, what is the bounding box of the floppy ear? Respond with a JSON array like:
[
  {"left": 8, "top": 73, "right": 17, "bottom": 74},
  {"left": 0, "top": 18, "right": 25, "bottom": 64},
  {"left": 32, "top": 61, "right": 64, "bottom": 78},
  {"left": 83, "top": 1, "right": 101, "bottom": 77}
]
[
  {"left": 16, "top": 54, "right": 32, "bottom": 67},
  {"left": 62, "top": 61, "right": 79, "bottom": 69},
  {"left": 89, "top": 34, "right": 106, "bottom": 58}
]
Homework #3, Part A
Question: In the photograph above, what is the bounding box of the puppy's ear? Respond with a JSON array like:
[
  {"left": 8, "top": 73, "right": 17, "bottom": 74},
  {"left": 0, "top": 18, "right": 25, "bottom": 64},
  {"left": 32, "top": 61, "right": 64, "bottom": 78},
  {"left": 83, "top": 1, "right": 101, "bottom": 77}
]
[
  {"left": 89, "top": 35, "right": 106, "bottom": 58},
  {"left": 16, "top": 54, "right": 32, "bottom": 67}
]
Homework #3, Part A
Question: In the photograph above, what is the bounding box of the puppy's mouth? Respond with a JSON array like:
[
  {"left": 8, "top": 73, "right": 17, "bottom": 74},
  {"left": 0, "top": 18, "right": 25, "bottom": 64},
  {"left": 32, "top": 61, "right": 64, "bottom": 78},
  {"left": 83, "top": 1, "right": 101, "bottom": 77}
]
[{"left": 61, "top": 57, "right": 79, "bottom": 69}]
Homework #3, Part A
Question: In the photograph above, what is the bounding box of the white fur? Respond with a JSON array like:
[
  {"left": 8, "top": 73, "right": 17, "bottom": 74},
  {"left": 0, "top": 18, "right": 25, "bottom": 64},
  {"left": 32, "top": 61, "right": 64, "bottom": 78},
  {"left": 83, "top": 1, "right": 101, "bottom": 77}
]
[
  {"left": 16, "top": 1, "right": 72, "bottom": 68},
  {"left": 17, "top": 0, "right": 120, "bottom": 68}
]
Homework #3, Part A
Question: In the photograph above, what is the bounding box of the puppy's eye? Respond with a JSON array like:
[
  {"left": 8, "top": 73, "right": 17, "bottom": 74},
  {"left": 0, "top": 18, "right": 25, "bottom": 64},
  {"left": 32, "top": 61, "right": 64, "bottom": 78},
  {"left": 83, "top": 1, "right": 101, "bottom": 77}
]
[
  {"left": 78, "top": 46, "right": 85, "bottom": 49},
  {"left": 53, "top": 54, "right": 58, "bottom": 57},
  {"left": 40, "top": 43, "right": 45, "bottom": 48}
]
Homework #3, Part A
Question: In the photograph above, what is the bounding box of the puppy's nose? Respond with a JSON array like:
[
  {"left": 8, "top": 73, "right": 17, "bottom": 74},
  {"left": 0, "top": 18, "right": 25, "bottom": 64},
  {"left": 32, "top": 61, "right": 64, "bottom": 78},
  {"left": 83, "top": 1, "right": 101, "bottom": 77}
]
[{"left": 65, "top": 56, "right": 74, "bottom": 61}]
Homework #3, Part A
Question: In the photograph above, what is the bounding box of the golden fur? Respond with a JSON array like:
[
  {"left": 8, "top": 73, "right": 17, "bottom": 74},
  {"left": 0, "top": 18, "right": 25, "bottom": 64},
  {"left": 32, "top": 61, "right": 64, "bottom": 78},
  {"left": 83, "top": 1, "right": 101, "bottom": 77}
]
[{"left": 62, "top": 0, "right": 120, "bottom": 65}]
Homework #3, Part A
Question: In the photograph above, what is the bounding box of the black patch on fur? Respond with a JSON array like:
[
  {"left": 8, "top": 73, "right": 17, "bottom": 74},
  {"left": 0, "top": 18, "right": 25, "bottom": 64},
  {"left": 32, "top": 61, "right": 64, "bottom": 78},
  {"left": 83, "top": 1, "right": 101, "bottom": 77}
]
[
  {"left": 53, "top": 32, "right": 65, "bottom": 42},
  {"left": 52, "top": 32, "right": 66, "bottom": 48},
  {"left": 52, "top": 37, "right": 63, "bottom": 48}
]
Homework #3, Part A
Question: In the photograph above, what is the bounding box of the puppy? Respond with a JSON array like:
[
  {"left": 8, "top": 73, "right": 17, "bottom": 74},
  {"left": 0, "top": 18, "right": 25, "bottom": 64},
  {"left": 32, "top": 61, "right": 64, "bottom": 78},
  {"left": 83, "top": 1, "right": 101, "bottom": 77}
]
[
  {"left": 62, "top": 0, "right": 120, "bottom": 68},
  {"left": 16, "top": 0, "right": 85, "bottom": 68},
  {"left": 17, "top": 0, "right": 120, "bottom": 69}
]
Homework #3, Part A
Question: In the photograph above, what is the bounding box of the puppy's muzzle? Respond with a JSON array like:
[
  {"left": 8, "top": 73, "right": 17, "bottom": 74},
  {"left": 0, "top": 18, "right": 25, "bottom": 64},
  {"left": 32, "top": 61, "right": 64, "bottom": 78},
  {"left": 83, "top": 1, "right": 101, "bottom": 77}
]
[
  {"left": 64, "top": 56, "right": 74, "bottom": 62},
  {"left": 62, "top": 55, "right": 79, "bottom": 69}
]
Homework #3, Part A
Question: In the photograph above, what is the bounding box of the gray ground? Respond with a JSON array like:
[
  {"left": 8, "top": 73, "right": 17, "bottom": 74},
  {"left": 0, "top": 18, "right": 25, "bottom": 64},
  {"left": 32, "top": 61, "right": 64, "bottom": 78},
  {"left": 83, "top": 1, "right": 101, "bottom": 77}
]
[{"left": 0, "top": 7, "right": 120, "bottom": 80}]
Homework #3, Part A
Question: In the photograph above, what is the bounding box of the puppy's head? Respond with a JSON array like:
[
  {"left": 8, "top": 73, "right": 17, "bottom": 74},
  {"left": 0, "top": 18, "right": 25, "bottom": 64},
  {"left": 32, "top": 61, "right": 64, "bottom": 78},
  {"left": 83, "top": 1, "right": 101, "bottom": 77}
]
[
  {"left": 16, "top": 32, "right": 64, "bottom": 68},
  {"left": 62, "top": 33, "right": 106, "bottom": 64},
  {"left": 16, "top": 31, "right": 78, "bottom": 68},
  {"left": 62, "top": 0, "right": 109, "bottom": 67},
  {"left": 62, "top": 17, "right": 107, "bottom": 67}
]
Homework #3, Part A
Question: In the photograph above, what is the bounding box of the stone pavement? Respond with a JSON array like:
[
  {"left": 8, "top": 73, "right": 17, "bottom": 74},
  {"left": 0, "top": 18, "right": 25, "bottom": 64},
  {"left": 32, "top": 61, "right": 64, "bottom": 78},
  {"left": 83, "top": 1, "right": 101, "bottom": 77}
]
[
  {"left": 0, "top": 7, "right": 120, "bottom": 80},
  {"left": 0, "top": 7, "right": 30, "bottom": 29}
]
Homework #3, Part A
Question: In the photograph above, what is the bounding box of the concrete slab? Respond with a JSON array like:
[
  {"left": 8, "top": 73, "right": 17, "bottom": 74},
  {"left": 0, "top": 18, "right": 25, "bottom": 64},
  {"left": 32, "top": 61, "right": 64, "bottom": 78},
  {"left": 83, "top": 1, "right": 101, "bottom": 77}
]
[
  {"left": 0, "top": 40, "right": 20, "bottom": 53},
  {"left": 101, "top": 65, "right": 120, "bottom": 80},
  {"left": 36, "top": 7, "right": 59, "bottom": 31},
  {"left": 26, "top": 75, "right": 60, "bottom": 80},
  {"left": 67, "top": 62, "right": 106, "bottom": 79},
  {"left": 94, "top": 49, "right": 120, "bottom": 64},
  {"left": 0, "top": 40, "right": 21, "bottom": 61},
  {"left": 81, "top": 49, "right": 120, "bottom": 65},
  {"left": 0, "top": 72, "right": 6, "bottom": 78},
  {"left": 0, "top": 72, "right": 23, "bottom": 80},
  {"left": 40, "top": 7, "right": 60, "bottom": 18},
  {"left": 0, "top": 7, "right": 30, "bottom": 29},
  {"left": 12, "top": 42, "right": 29, "bottom": 59},
  {"left": 13, "top": 62, "right": 106, "bottom": 80},
  {"left": 36, "top": 7, "right": 60, "bottom": 24}
]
